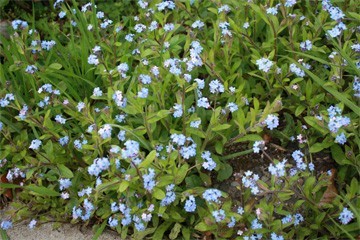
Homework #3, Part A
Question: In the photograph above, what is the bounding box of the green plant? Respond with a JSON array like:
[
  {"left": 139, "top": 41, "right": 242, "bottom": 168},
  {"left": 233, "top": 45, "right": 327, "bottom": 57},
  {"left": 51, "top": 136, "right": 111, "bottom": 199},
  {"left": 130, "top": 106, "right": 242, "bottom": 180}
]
[{"left": 0, "top": 0, "right": 359, "bottom": 239}]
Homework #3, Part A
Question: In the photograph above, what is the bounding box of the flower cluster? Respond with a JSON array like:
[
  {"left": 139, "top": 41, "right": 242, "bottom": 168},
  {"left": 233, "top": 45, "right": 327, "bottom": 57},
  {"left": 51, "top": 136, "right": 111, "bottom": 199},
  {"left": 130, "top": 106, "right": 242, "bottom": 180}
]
[
  {"left": 0, "top": 93, "right": 15, "bottom": 107},
  {"left": 265, "top": 114, "right": 279, "bottom": 130},
  {"left": 201, "top": 151, "right": 217, "bottom": 171},
  {"left": 268, "top": 159, "right": 287, "bottom": 177},
  {"left": 72, "top": 198, "right": 94, "bottom": 221},
  {"left": 300, "top": 40, "right": 313, "bottom": 51},
  {"left": 6, "top": 167, "right": 25, "bottom": 182},
  {"left": 88, "top": 157, "right": 110, "bottom": 176},
  {"left": 187, "top": 41, "right": 203, "bottom": 71},
  {"left": 12, "top": 19, "right": 28, "bottom": 30},
  {"left": 281, "top": 213, "right": 304, "bottom": 226},
  {"left": 18, "top": 104, "right": 29, "bottom": 120},
  {"left": 160, "top": 184, "right": 176, "bottom": 206},
  {"left": 253, "top": 140, "right": 265, "bottom": 153},
  {"left": 170, "top": 133, "right": 197, "bottom": 160},
  {"left": 184, "top": 195, "right": 196, "bottom": 212},
  {"left": 256, "top": 58, "right": 273, "bottom": 73},
  {"left": 291, "top": 150, "right": 307, "bottom": 172},
  {"left": 289, "top": 63, "right": 306, "bottom": 77},
  {"left": 209, "top": 79, "right": 224, "bottom": 94},
  {"left": 242, "top": 170, "right": 260, "bottom": 195},
  {"left": 212, "top": 209, "right": 226, "bottom": 222},
  {"left": 0, "top": 220, "right": 12, "bottom": 230},
  {"left": 59, "top": 178, "right": 72, "bottom": 191},
  {"left": 98, "top": 124, "right": 112, "bottom": 139},
  {"left": 202, "top": 189, "right": 222, "bottom": 203},
  {"left": 327, "top": 105, "right": 350, "bottom": 144},
  {"left": 143, "top": 168, "right": 156, "bottom": 191},
  {"left": 219, "top": 22, "right": 232, "bottom": 37}
]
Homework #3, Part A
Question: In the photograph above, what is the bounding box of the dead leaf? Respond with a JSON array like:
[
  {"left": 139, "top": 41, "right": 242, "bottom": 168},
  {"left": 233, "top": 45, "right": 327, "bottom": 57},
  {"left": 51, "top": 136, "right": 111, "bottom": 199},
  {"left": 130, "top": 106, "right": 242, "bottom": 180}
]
[{"left": 318, "top": 168, "right": 338, "bottom": 207}]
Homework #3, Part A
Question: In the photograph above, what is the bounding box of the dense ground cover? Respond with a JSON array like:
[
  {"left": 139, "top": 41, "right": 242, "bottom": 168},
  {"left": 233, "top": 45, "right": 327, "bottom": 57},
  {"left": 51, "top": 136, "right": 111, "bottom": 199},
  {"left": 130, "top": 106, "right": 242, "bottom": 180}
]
[{"left": 0, "top": 0, "right": 359, "bottom": 239}]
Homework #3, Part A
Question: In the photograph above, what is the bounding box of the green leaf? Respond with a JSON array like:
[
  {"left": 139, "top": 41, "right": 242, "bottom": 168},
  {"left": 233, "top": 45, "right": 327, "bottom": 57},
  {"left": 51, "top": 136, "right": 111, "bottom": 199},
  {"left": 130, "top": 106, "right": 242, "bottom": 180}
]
[
  {"left": 169, "top": 223, "right": 182, "bottom": 240},
  {"left": 0, "top": 183, "right": 22, "bottom": 189},
  {"left": 309, "top": 142, "right": 333, "bottom": 153},
  {"left": 235, "top": 134, "right": 263, "bottom": 142},
  {"left": 304, "top": 116, "right": 328, "bottom": 135},
  {"left": 0, "top": 0, "right": 9, "bottom": 8},
  {"left": 175, "top": 163, "right": 189, "bottom": 184},
  {"left": 96, "top": 179, "right": 121, "bottom": 193},
  {"left": 181, "top": 227, "right": 191, "bottom": 240},
  {"left": 195, "top": 221, "right": 215, "bottom": 232},
  {"left": 25, "top": 185, "right": 60, "bottom": 197},
  {"left": 350, "top": 178, "right": 359, "bottom": 196},
  {"left": 47, "top": 63, "right": 63, "bottom": 70},
  {"left": 0, "top": 229, "right": 10, "bottom": 240},
  {"left": 57, "top": 164, "right": 74, "bottom": 178},
  {"left": 249, "top": 4, "right": 270, "bottom": 25},
  {"left": 211, "top": 124, "right": 231, "bottom": 132},
  {"left": 215, "top": 141, "right": 223, "bottom": 154},
  {"left": 92, "top": 220, "right": 107, "bottom": 240},
  {"left": 295, "top": 105, "right": 306, "bottom": 117},
  {"left": 153, "top": 187, "right": 165, "bottom": 200},
  {"left": 147, "top": 110, "right": 171, "bottom": 123},
  {"left": 139, "top": 150, "right": 156, "bottom": 168},
  {"left": 331, "top": 144, "right": 351, "bottom": 165},
  {"left": 217, "top": 163, "right": 233, "bottom": 181},
  {"left": 153, "top": 221, "right": 172, "bottom": 239},
  {"left": 118, "top": 181, "right": 129, "bottom": 192},
  {"left": 43, "top": 109, "right": 54, "bottom": 129},
  {"left": 303, "top": 176, "right": 316, "bottom": 198}
]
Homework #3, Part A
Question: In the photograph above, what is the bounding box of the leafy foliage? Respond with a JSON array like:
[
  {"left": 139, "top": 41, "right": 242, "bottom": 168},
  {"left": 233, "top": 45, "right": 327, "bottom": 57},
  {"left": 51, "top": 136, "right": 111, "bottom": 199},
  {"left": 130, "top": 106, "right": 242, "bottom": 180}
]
[{"left": 0, "top": 0, "right": 359, "bottom": 239}]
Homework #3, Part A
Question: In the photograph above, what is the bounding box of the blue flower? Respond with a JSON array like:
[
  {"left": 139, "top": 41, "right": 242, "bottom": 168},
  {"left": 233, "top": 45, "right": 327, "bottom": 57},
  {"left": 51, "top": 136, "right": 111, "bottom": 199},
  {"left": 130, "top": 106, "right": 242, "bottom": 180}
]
[
  {"left": 294, "top": 213, "right": 304, "bottom": 226},
  {"left": 55, "top": 114, "right": 66, "bottom": 124},
  {"left": 202, "top": 189, "right": 222, "bottom": 203},
  {"left": 143, "top": 168, "right": 156, "bottom": 191},
  {"left": 271, "top": 232, "right": 284, "bottom": 240},
  {"left": 268, "top": 159, "right": 287, "bottom": 177},
  {"left": 212, "top": 209, "right": 226, "bottom": 222},
  {"left": 237, "top": 207, "right": 244, "bottom": 215},
  {"left": 138, "top": 87, "right": 149, "bottom": 98},
  {"left": 335, "top": 132, "right": 347, "bottom": 145},
  {"left": 0, "top": 220, "right": 12, "bottom": 230},
  {"left": 139, "top": 74, "right": 152, "bottom": 84},
  {"left": 253, "top": 141, "right": 265, "bottom": 153},
  {"left": 29, "top": 139, "right": 42, "bottom": 150},
  {"left": 227, "top": 216, "right": 236, "bottom": 228},
  {"left": 184, "top": 195, "right": 197, "bottom": 212},
  {"left": 59, "top": 178, "right": 72, "bottom": 191},
  {"left": 265, "top": 114, "right": 279, "bottom": 130},
  {"left": 98, "top": 124, "right": 112, "bottom": 139},
  {"left": 88, "top": 157, "right": 110, "bottom": 176},
  {"left": 160, "top": 184, "right": 176, "bottom": 206},
  {"left": 108, "top": 217, "right": 118, "bottom": 227},
  {"left": 201, "top": 151, "right": 217, "bottom": 171},
  {"left": 251, "top": 218, "right": 262, "bottom": 229},
  {"left": 256, "top": 57, "right": 273, "bottom": 72},
  {"left": 28, "top": 219, "right": 37, "bottom": 229},
  {"left": 281, "top": 214, "right": 293, "bottom": 224},
  {"left": 190, "top": 119, "right": 201, "bottom": 128},
  {"left": 353, "top": 76, "right": 360, "bottom": 97},
  {"left": 209, "top": 79, "right": 224, "bottom": 94},
  {"left": 173, "top": 103, "right": 183, "bottom": 118},
  {"left": 227, "top": 102, "right": 238, "bottom": 112},
  {"left": 339, "top": 207, "right": 354, "bottom": 225}
]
